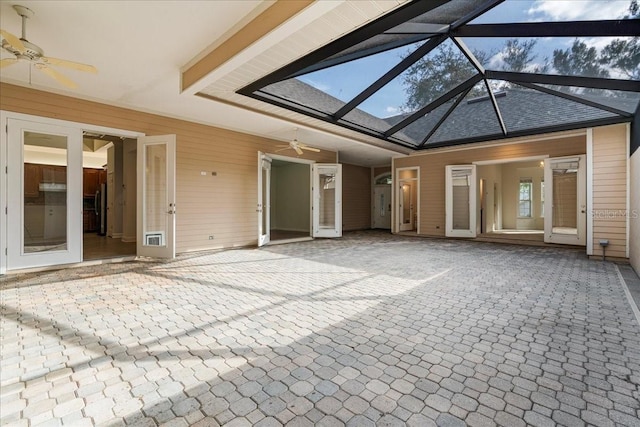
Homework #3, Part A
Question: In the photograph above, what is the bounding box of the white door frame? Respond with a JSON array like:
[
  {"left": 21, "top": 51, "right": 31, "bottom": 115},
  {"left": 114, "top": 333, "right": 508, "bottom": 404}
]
[
  {"left": 395, "top": 167, "right": 419, "bottom": 233},
  {"left": 137, "top": 135, "right": 176, "bottom": 259},
  {"left": 445, "top": 164, "right": 477, "bottom": 238},
  {"left": 1, "top": 111, "right": 143, "bottom": 273},
  {"left": 257, "top": 152, "right": 272, "bottom": 247},
  {"left": 544, "top": 155, "right": 586, "bottom": 246}
]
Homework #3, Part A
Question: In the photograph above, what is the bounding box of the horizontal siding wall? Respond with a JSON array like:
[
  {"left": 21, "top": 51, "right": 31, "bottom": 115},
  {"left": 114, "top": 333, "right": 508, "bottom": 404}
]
[
  {"left": 394, "top": 133, "right": 587, "bottom": 238},
  {"left": 591, "top": 125, "right": 628, "bottom": 259},
  {"left": 1, "top": 83, "right": 336, "bottom": 253},
  {"left": 342, "top": 163, "right": 371, "bottom": 231}
]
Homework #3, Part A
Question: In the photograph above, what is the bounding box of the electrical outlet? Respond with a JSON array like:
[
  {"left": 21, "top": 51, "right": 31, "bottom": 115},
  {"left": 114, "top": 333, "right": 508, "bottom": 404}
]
[{"left": 208, "top": 235, "right": 214, "bottom": 240}]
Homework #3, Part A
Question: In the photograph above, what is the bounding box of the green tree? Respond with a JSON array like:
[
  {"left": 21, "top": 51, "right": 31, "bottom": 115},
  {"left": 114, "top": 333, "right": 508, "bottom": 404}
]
[
  {"left": 552, "top": 39, "right": 610, "bottom": 79},
  {"left": 501, "top": 39, "right": 547, "bottom": 73},
  {"left": 402, "top": 44, "right": 484, "bottom": 112},
  {"left": 600, "top": 39, "right": 640, "bottom": 80},
  {"left": 599, "top": 0, "right": 639, "bottom": 80}
]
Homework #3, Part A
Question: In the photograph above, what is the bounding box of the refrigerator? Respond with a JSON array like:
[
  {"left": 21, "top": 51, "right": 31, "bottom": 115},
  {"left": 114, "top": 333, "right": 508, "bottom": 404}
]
[{"left": 95, "top": 183, "right": 107, "bottom": 236}]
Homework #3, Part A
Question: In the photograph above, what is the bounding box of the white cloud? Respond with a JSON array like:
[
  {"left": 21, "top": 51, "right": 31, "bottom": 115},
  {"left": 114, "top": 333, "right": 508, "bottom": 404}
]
[
  {"left": 527, "top": 0, "right": 629, "bottom": 21},
  {"left": 385, "top": 106, "right": 401, "bottom": 116}
]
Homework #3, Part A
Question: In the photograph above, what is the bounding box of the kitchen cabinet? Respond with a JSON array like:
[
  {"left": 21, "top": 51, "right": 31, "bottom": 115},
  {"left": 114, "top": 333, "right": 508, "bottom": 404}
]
[
  {"left": 83, "top": 168, "right": 100, "bottom": 197},
  {"left": 24, "top": 163, "right": 41, "bottom": 198},
  {"left": 83, "top": 168, "right": 108, "bottom": 197},
  {"left": 41, "top": 165, "right": 66, "bottom": 184}
]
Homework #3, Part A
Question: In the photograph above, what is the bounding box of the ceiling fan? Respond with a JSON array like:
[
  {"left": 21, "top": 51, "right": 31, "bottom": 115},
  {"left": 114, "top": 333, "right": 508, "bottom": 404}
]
[
  {"left": 0, "top": 5, "right": 97, "bottom": 89},
  {"left": 275, "top": 129, "right": 321, "bottom": 155}
]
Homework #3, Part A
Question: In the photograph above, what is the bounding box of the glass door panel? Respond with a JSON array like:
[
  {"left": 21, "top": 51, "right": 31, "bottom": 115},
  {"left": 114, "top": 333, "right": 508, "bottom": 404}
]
[
  {"left": 7, "top": 119, "right": 82, "bottom": 269},
  {"left": 24, "top": 133, "right": 68, "bottom": 253},
  {"left": 137, "top": 135, "right": 176, "bottom": 258},
  {"left": 313, "top": 164, "right": 342, "bottom": 238},
  {"left": 399, "top": 182, "right": 415, "bottom": 231}
]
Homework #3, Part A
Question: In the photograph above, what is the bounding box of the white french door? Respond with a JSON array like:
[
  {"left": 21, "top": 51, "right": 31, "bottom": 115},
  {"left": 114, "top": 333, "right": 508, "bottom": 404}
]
[
  {"left": 544, "top": 155, "right": 586, "bottom": 245},
  {"left": 137, "top": 135, "right": 176, "bottom": 258},
  {"left": 399, "top": 181, "right": 415, "bottom": 231},
  {"left": 6, "top": 119, "right": 83, "bottom": 269},
  {"left": 257, "top": 153, "right": 271, "bottom": 247},
  {"left": 312, "top": 164, "right": 342, "bottom": 238},
  {"left": 445, "top": 165, "right": 477, "bottom": 238}
]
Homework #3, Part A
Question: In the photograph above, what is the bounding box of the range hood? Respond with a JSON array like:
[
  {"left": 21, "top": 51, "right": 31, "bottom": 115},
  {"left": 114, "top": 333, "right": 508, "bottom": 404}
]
[{"left": 39, "top": 183, "right": 67, "bottom": 192}]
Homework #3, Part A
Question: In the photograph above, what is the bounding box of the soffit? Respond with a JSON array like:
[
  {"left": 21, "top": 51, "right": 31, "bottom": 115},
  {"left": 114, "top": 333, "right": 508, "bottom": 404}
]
[{"left": 195, "top": 0, "right": 414, "bottom": 163}]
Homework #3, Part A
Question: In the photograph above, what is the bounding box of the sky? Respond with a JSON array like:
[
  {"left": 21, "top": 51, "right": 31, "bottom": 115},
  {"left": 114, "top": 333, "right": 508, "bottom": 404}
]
[{"left": 296, "top": 0, "right": 635, "bottom": 119}]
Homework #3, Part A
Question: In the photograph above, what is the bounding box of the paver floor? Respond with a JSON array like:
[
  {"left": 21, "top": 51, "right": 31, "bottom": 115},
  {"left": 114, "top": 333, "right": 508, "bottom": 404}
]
[{"left": 1, "top": 231, "right": 639, "bottom": 426}]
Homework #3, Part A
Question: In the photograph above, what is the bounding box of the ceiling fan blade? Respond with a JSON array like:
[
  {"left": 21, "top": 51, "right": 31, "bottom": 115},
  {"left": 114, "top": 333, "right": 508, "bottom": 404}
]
[
  {"left": 294, "top": 145, "right": 303, "bottom": 155},
  {"left": 41, "top": 56, "right": 98, "bottom": 73},
  {"left": 301, "top": 146, "right": 320, "bottom": 152},
  {"left": 0, "top": 58, "right": 18, "bottom": 68},
  {"left": 0, "top": 29, "right": 26, "bottom": 53},
  {"left": 35, "top": 64, "right": 78, "bottom": 89}
]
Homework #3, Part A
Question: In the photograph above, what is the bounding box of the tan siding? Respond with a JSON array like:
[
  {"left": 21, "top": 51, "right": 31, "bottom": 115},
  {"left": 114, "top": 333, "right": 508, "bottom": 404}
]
[
  {"left": 1, "top": 83, "right": 336, "bottom": 253},
  {"left": 394, "top": 135, "right": 586, "bottom": 237},
  {"left": 373, "top": 166, "right": 391, "bottom": 178},
  {"left": 342, "top": 163, "right": 372, "bottom": 231},
  {"left": 592, "top": 125, "right": 628, "bottom": 258}
]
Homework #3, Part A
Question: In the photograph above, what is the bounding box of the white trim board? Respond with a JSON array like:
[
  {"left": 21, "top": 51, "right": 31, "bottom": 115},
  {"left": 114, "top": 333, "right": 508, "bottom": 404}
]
[
  {"left": 626, "top": 123, "right": 631, "bottom": 259},
  {"left": 473, "top": 155, "right": 548, "bottom": 166},
  {"left": 586, "top": 128, "right": 594, "bottom": 256}
]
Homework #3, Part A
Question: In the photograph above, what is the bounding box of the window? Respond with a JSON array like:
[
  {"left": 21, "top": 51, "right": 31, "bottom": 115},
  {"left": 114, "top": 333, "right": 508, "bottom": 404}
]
[
  {"left": 519, "top": 178, "right": 532, "bottom": 218},
  {"left": 540, "top": 180, "right": 545, "bottom": 217}
]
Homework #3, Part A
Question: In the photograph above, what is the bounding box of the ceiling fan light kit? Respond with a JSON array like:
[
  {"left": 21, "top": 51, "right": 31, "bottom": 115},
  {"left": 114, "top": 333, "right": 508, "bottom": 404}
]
[{"left": 0, "top": 4, "right": 98, "bottom": 89}]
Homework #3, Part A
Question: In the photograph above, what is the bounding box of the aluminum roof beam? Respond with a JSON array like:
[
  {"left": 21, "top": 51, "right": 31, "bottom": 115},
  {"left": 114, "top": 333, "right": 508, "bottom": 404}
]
[
  {"left": 453, "top": 19, "right": 640, "bottom": 38},
  {"left": 487, "top": 71, "right": 640, "bottom": 92}
]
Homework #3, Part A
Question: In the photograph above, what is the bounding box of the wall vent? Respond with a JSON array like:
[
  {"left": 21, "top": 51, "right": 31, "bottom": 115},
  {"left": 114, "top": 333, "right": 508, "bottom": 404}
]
[{"left": 145, "top": 232, "right": 165, "bottom": 246}]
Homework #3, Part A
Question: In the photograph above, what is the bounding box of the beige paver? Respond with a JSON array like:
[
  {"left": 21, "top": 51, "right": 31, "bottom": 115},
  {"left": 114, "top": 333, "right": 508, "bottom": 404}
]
[{"left": 1, "top": 231, "right": 640, "bottom": 425}]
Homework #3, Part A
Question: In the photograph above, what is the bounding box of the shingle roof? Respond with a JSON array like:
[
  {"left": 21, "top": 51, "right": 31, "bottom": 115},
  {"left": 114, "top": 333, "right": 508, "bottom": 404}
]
[
  {"left": 262, "top": 79, "right": 627, "bottom": 148},
  {"left": 241, "top": 1, "right": 639, "bottom": 151}
]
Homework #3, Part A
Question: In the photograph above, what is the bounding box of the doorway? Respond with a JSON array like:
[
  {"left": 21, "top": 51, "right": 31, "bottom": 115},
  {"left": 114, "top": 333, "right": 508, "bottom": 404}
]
[
  {"left": 257, "top": 153, "right": 342, "bottom": 245},
  {"left": 81, "top": 133, "right": 136, "bottom": 260},
  {"left": 258, "top": 153, "right": 313, "bottom": 246},
  {"left": 396, "top": 168, "right": 419, "bottom": 233},
  {"left": 475, "top": 158, "right": 549, "bottom": 243},
  {"left": 270, "top": 158, "right": 312, "bottom": 242}
]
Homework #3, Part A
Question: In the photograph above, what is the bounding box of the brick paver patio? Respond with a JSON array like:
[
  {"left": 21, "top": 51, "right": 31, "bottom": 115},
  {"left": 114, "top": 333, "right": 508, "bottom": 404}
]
[{"left": 1, "top": 231, "right": 639, "bottom": 426}]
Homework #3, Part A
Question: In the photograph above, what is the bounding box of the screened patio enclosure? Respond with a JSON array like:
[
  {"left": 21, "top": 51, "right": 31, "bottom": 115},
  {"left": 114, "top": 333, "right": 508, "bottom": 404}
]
[{"left": 239, "top": 0, "right": 640, "bottom": 149}]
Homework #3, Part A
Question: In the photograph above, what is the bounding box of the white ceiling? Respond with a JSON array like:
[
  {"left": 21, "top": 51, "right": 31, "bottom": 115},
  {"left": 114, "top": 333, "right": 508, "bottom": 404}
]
[{"left": 0, "top": 0, "right": 409, "bottom": 166}]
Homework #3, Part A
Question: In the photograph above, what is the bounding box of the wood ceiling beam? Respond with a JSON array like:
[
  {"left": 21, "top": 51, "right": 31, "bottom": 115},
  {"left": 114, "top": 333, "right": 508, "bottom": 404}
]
[{"left": 182, "top": 0, "right": 313, "bottom": 92}]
